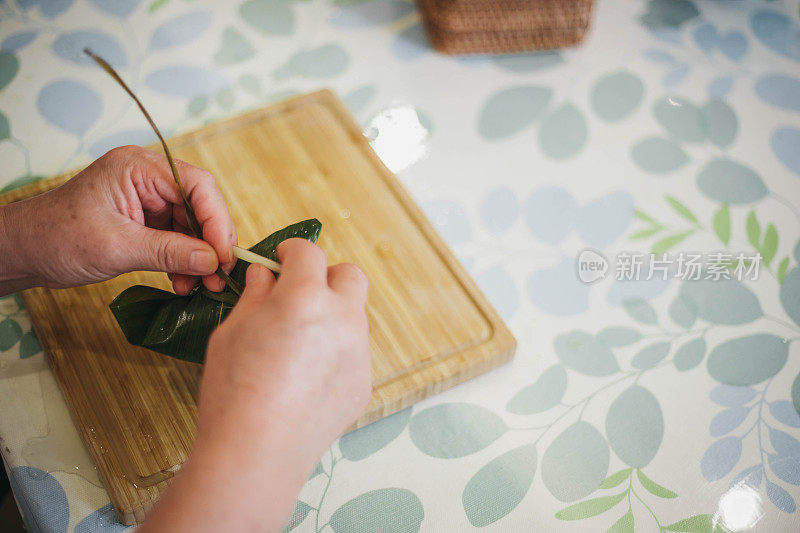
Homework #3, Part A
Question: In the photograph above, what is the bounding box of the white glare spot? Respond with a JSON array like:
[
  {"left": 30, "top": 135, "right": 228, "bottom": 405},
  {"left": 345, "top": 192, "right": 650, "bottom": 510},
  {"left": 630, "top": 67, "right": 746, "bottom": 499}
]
[
  {"left": 366, "top": 104, "right": 429, "bottom": 172},
  {"left": 715, "top": 484, "right": 763, "bottom": 531}
]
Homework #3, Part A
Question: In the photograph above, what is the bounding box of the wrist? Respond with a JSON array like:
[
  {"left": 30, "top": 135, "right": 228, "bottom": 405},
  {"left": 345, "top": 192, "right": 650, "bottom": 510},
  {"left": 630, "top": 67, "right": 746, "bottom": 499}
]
[
  {"left": 0, "top": 201, "right": 39, "bottom": 294},
  {"left": 144, "top": 428, "right": 309, "bottom": 532},
  {"left": 191, "top": 421, "right": 311, "bottom": 492}
]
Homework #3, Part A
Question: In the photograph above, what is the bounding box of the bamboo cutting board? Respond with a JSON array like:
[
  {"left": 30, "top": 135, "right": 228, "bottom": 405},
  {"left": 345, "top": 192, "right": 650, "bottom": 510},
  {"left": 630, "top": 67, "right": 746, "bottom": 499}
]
[{"left": 0, "top": 90, "right": 515, "bottom": 525}]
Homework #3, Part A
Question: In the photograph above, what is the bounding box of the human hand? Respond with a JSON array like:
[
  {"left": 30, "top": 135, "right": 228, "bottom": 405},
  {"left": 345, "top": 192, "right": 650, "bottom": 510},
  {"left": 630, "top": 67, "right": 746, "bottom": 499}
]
[
  {"left": 141, "top": 239, "right": 371, "bottom": 532},
  {"left": 0, "top": 145, "right": 235, "bottom": 295},
  {"left": 198, "top": 238, "right": 371, "bottom": 465}
]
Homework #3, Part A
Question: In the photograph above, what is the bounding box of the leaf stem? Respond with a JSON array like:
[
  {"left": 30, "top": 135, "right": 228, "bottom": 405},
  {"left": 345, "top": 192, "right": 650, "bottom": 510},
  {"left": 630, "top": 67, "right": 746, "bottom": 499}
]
[
  {"left": 315, "top": 449, "right": 337, "bottom": 533},
  {"left": 632, "top": 482, "right": 662, "bottom": 531},
  {"left": 519, "top": 372, "right": 637, "bottom": 444},
  {"left": 84, "top": 48, "right": 243, "bottom": 296},
  {"left": 755, "top": 377, "right": 774, "bottom": 487},
  {"left": 763, "top": 314, "right": 800, "bottom": 335},
  {"left": 769, "top": 192, "right": 800, "bottom": 225},
  {"left": 8, "top": 137, "right": 31, "bottom": 175}
]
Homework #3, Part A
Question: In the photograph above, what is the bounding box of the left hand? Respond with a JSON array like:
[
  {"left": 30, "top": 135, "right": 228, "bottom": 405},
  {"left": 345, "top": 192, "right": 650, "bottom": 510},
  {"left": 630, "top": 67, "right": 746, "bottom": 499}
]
[{"left": 0, "top": 145, "right": 236, "bottom": 294}]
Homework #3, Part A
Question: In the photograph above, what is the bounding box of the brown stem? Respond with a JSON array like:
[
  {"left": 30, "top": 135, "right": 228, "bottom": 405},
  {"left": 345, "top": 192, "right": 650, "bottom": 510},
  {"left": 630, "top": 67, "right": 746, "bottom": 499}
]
[{"left": 84, "top": 48, "right": 243, "bottom": 295}]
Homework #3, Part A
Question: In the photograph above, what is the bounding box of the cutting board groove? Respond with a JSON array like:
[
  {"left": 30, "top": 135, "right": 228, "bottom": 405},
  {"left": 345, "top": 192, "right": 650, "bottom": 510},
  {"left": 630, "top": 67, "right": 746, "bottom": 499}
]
[{"left": 0, "top": 90, "right": 515, "bottom": 525}]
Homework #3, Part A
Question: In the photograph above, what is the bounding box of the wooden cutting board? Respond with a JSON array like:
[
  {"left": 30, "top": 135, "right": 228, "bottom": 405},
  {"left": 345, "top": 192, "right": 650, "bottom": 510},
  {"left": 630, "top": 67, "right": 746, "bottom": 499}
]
[{"left": 0, "top": 90, "right": 515, "bottom": 525}]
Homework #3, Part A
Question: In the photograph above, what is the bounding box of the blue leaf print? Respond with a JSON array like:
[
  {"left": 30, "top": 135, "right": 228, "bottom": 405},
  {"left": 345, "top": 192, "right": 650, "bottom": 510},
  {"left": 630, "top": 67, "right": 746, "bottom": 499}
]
[
  {"left": 1, "top": 31, "right": 37, "bottom": 53},
  {"left": 771, "top": 127, "right": 800, "bottom": 177},
  {"left": 392, "top": 23, "right": 428, "bottom": 61},
  {"left": 710, "top": 385, "right": 757, "bottom": 406},
  {"left": 767, "top": 481, "right": 796, "bottom": 512},
  {"left": 770, "top": 400, "right": 800, "bottom": 428},
  {"left": 18, "top": 0, "right": 73, "bottom": 19},
  {"left": 701, "top": 437, "right": 742, "bottom": 481},
  {"left": 755, "top": 74, "right": 800, "bottom": 112},
  {"left": 37, "top": 79, "right": 102, "bottom": 135},
  {"left": 89, "top": 0, "right": 141, "bottom": 18},
  {"left": 692, "top": 23, "right": 717, "bottom": 53},
  {"left": 480, "top": 187, "right": 519, "bottom": 234},
  {"left": 75, "top": 504, "right": 128, "bottom": 532},
  {"left": 88, "top": 128, "right": 158, "bottom": 158},
  {"left": 528, "top": 258, "right": 591, "bottom": 316},
  {"left": 145, "top": 65, "right": 227, "bottom": 99},
  {"left": 710, "top": 407, "right": 749, "bottom": 437},
  {"left": 751, "top": 10, "right": 800, "bottom": 62},
  {"left": 9, "top": 467, "right": 69, "bottom": 533},
  {"left": 708, "top": 76, "right": 734, "bottom": 98},
  {"left": 662, "top": 63, "right": 689, "bottom": 87},
  {"left": 476, "top": 266, "right": 518, "bottom": 321},
  {"left": 54, "top": 31, "right": 127, "bottom": 67},
  {"left": 149, "top": 11, "right": 213, "bottom": 50},
  {"left": 329, "top": 0, "right": 413, "bottom": 28},
  {"left": 643, "top": 49, "right": 674, "bottom": 63}
]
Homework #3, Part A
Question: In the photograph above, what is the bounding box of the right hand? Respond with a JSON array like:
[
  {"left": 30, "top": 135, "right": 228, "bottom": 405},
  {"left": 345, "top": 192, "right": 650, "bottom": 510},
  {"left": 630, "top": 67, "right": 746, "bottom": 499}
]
[
  {"left": 186, "top": 238, "right": 371, "bottom": 527},
  {"left": 140, "top": 232, "right": 371, "bottom": 533}
]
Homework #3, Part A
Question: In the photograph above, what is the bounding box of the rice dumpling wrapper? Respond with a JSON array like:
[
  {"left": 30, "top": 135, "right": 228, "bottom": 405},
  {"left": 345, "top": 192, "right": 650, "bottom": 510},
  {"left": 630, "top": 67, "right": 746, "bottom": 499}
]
[{"left": 110, "top": 219, "right": 322, "bottom": 363}]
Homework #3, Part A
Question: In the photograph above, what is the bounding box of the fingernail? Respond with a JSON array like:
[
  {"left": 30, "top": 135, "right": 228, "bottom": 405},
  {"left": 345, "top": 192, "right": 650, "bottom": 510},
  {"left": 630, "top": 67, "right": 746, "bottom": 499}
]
[
  {"left": 190, "top": 250, "right": 217, "bottom": 274},
  {"left": 245, "top": 264, "right": 264, "bottom": 284}
]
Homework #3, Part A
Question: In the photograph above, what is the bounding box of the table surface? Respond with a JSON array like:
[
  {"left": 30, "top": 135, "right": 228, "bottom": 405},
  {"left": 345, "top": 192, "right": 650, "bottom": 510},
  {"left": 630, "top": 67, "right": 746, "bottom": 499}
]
[{"left": 1, "top": 0, "right": 799, "bottom": 531}]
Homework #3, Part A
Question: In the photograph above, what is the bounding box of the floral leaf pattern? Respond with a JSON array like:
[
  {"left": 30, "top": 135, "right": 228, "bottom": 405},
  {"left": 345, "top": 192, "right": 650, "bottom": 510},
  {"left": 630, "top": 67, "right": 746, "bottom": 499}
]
[{"left": 1, "top": 0, "right": 799, "bottom": 530}]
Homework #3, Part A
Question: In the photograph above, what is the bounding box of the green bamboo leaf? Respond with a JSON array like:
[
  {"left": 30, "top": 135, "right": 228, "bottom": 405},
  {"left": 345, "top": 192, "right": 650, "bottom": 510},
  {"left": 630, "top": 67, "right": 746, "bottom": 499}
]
[
  {"left": 762, "top": 224, "right": 778, "bottom": 266},
  {"left": 746, "top": 211, "right": 760, "bottom": 249},
  {"left": 664, "top": 514, "right": 714, "bottom": 532},
  {"left": 599, "top": 468, "right": 633, "bottom": 489},
  {"left": 554, "top": 492, "right": 627, "bottom": 520},
  {"left": 634, "top": 210, "right": 660, "bottom": 226},
  {"left": 712, "top": 204, "right": 730, "bottom": 246},
  {"left": 629, "top": 227, "right": 662, "bottom": 240},
  {"left": 778, "top": 257, "right": 790, "bottom": 284},
  {"left": 608, "top": 510, "right": 634, "bottom": 533},
  {"left": 636, "top": 470, "right": 677, "bottom": 498},
  {"left": 666, "top": 196, "right": 699, "bottom": 225},
  {"left": 110, "top": 219, "right": 322, "bottom": 363},
  {"left": 652, "top": 230, "right": 694, "bottom": 254}
]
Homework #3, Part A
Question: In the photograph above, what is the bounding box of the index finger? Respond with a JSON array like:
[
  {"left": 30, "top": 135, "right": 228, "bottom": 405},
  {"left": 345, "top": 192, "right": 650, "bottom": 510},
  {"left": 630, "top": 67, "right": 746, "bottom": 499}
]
[
  {"left": 177, "top": 161, "right": 237, "bottom": 267},
  {"left": 275, "top": 238, "right": 327, "bottom": 287},
  {"left": 146, "top": 154, "right": 237, "bottom": 268}
]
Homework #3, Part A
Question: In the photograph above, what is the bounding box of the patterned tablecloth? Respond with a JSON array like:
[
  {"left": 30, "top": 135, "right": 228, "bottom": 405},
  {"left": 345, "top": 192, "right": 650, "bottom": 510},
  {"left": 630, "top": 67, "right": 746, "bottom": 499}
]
[{"left": 1, "top": 0, "right": 800, "bottom": 531}]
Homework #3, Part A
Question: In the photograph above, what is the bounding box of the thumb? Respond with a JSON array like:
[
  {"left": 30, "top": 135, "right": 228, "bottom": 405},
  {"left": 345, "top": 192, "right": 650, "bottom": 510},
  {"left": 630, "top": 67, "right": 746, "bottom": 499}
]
[
  {"left": 238, "top": 264, "right": 276, "bottom": 304},
  {"left": 133, "top": 228, "right": 219, "bottom": 276}
]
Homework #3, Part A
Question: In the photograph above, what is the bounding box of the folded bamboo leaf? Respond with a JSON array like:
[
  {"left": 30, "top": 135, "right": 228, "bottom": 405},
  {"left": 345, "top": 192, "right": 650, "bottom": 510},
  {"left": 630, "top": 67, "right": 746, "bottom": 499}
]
[{"left": 110, "top": 219, "right": 322, "bottom": 363}]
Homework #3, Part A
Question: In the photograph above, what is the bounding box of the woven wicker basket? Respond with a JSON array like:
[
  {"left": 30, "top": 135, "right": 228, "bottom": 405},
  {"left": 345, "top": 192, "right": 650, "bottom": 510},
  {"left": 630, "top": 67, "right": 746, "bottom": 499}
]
[{"left": 417, "top": 0, "right": 594, "bottom": 55}]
